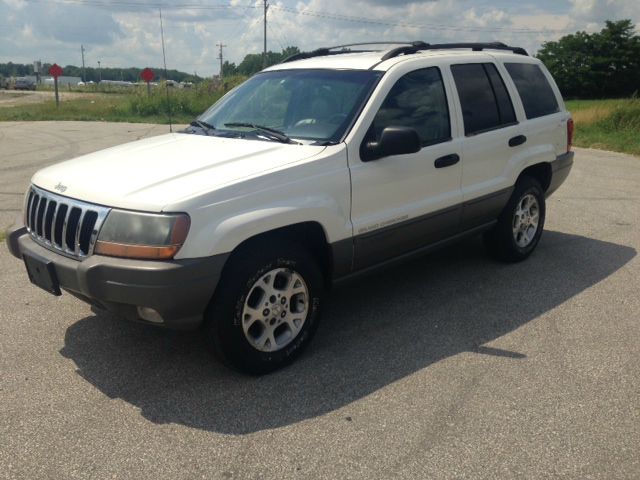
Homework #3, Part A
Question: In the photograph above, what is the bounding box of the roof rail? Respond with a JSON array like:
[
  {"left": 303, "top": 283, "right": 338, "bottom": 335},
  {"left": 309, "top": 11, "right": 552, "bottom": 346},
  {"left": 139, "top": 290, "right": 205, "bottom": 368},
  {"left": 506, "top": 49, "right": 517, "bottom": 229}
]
[
  {"left": 280, "top": 41, "right": 529, "bottom": 65},
  {"left": 381, "top": 42, "right": 529, "bottom": 60},
  {"left": 280, "top": 41, "right": 418, "bottom": 64}
]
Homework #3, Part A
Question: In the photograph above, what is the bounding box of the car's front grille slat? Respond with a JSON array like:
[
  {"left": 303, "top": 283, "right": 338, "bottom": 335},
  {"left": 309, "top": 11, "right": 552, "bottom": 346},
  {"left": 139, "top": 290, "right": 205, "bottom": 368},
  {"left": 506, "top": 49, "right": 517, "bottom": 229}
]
[
  {"left": 36, "top": 196, "right": 46, "bottom": 237},
  {"left": 29, "top": 194, "right": 39, "bottom": 232},
  {"left": 24, "top": 186, "right": 111, "bottom": 260},
  {"left": 74, "top": 209, "right": 87, "bottom": 255},
  {"left": 65, "top": 207, "right": 81, "bottom": 252},
  {"left": 39, "top": 197, "right": 49, "bottom": 238},
  {"left": 25, "top": 191, "right": 35, "bottom": 230},
  {"left": 52, "top": 202, "right": 65, "bottom": 247},
  {"left": 44, "top": 201, "right": 56, "bottom": 241}
]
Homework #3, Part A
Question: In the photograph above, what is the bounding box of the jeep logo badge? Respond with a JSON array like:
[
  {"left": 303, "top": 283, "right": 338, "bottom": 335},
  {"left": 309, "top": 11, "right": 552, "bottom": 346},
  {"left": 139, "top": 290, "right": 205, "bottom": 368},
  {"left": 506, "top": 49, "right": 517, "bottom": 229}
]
[{"left": 54, "top": 182, "right": 67, "bottom": 193}]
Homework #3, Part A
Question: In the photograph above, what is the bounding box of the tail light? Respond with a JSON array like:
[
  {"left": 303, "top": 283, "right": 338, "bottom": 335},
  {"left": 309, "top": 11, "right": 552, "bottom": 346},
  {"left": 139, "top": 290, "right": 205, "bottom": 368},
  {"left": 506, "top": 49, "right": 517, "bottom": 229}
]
[{"left": 567, "top": 117, "right": 574, "bottom": 153}]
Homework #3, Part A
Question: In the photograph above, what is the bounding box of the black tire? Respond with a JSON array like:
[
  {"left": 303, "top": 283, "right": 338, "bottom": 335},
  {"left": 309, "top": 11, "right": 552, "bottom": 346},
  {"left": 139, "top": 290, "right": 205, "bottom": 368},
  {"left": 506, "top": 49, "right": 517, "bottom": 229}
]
[
  {"left": 484, "top": 176, "right": 546, "bottom": 262},
  {"left": 204, "top": 240, "right": 324, "bottom": 375}
]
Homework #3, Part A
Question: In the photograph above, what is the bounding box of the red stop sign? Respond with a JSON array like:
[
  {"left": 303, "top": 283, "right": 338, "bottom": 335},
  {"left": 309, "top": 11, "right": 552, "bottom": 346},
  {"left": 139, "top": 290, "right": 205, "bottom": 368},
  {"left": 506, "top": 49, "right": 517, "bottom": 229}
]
[
  {"left": 141, "top": 68, "right": 154, "bottom": 83},
  {"left": 49, "top": 63, "right": 63, "bottom": 79}
]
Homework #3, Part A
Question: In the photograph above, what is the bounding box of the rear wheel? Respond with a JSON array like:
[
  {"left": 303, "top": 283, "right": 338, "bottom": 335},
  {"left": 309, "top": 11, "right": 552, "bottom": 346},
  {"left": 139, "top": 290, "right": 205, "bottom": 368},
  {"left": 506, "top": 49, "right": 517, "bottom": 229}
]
[
  {"left": 205, "top": 241, "right": 324, "bottom": 374},
  {"left": 484, "top": 176, "right": 546, "bottom": 262}
]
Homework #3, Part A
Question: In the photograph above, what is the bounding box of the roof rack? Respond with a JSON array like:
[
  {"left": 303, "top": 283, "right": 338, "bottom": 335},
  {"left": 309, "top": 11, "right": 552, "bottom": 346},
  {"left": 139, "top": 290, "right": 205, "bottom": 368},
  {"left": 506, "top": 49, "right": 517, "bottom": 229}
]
[
  {"left": 280, "top": 41, "right": 417, "bottom": 64},
  {"left": 281, "top": 41, "right": 529, "bottom": 64},
  {"left": 381, "top": 42, "right": 529, "bottom": 60}
]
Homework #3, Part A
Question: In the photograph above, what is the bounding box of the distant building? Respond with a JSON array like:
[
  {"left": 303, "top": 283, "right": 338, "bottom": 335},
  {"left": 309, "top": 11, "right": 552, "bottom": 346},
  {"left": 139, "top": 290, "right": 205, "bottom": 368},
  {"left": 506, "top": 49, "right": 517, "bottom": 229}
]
[{"left": 43, "top": 76, "right": 82, "bottom": 87}]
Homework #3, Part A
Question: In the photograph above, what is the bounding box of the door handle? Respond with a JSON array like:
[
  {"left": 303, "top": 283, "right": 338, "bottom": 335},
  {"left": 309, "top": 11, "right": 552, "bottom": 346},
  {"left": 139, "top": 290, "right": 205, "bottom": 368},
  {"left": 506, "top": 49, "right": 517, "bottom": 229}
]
[
  {"left": 509, "top": 135, "right": 527, "bottom": 147},
  {"left": 434, "top": 153, "right": 460, "bottom": 168}
]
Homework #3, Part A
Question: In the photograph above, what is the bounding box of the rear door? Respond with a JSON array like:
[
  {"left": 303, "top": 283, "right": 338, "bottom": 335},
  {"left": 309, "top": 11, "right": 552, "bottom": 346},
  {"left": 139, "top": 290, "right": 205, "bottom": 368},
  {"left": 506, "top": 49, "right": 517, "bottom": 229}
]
[{"left": 450, "top": 62, "right": 522, "bottom": 228}]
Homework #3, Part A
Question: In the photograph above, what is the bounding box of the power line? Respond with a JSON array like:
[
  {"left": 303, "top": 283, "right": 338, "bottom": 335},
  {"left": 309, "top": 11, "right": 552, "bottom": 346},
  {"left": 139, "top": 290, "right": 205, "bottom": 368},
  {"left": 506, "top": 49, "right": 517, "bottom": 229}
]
[
  {"left": 268, "top": 14, "right": 292, "bottom": 49},
  {"left": 22, "top": 0, "right": 254, "bottom": 10},
  {"left": 18, "top": 0, "right": 577, "bottom": 37},
  {"left": 267, "top": 21, "right": 286, "bottom": 52},
  {"left": 269, "top": 5, "right": 573, "bottom": 35}
]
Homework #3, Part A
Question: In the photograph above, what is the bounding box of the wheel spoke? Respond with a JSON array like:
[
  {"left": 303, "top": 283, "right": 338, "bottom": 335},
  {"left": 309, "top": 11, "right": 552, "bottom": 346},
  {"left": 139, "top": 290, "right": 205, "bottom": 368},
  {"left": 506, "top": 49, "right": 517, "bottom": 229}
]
[
  {"left": 285, "top": 316, "right": 303, "bottom": 334},
  {"left": 243, "top": 305, "right": 263, "bottom": 321},
  {"left": 258, "top": 329, "right": 277, "bottom": 350},
  {"left": 527, "top": 228, "right": 533, "bottom": 242},
  {"left": 511, "top": 193, "right": 540, "bottom": 248},
  {"left": 285, "top": 276, "right": 306, "bottom": 297},
  {"left": 241, "top": 267, "right": 310, "bottom": 353}
]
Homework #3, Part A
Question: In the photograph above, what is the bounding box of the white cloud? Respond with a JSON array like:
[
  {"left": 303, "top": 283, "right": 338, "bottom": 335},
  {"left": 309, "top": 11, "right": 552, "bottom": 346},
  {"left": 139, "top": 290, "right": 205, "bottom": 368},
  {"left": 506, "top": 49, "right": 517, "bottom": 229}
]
[{"left": 0, "top": 0, "right": 638, "bottom": 76}]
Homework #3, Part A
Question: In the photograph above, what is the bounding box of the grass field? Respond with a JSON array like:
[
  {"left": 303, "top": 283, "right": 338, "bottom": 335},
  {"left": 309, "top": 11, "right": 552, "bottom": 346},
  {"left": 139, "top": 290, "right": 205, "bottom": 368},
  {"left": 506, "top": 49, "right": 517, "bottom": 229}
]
[
  {"left": 566, "top": 98, "right": 640, "bottom": 155},
  {"left": 1, "top": 87, "right": 638, "bottom": 156},
  {"left": 0, "top": 87, "right": 225, "bottom": 124}
]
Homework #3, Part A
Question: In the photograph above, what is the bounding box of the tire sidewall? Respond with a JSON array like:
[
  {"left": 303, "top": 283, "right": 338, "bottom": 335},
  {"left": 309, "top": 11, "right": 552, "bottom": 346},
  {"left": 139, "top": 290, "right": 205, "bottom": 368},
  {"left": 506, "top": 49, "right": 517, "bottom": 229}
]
[
  {"left": 209, "top": 246, "right": 323, "bottom": 374},
  {"left": 505, "top": 180, "right": 546, "bottom": 257}
]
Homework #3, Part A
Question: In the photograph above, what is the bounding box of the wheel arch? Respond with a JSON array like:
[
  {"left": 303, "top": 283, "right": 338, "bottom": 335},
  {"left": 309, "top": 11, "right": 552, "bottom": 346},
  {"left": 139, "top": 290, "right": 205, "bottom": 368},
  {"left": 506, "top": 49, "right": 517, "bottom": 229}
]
[
  {"left": 218, "top": 221, "right": 335, "bottom": 288},
  {"left": 518, "top": 162, "right": 552, "bottom": 192}
]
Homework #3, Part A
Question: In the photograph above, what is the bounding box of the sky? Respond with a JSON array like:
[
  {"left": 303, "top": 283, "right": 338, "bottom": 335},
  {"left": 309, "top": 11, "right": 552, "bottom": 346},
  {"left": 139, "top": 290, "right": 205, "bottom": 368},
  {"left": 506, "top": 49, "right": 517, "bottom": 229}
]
[{"left": 0, "top": 0, "right": 638, "bottom": 77}]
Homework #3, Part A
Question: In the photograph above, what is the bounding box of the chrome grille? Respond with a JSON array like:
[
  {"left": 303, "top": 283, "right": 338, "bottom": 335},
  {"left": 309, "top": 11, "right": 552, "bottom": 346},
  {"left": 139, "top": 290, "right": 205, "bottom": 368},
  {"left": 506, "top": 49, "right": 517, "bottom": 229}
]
[{"left": 25, "top": 185, "right": 111, "bottom": 259}]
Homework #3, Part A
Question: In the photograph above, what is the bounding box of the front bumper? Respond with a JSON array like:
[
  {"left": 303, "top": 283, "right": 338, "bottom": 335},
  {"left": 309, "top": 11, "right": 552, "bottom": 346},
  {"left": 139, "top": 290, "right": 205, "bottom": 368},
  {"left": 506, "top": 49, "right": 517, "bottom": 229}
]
[{"left": 6, "top": 224, "right": 228, "bottom": 330}]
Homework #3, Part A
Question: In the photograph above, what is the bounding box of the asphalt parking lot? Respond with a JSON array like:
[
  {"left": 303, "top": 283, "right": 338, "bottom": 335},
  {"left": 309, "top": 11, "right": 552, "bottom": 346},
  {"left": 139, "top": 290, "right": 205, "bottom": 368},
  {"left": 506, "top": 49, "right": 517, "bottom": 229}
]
[{"left": 1, "top": 121, "right": 639, "bottom": 479}]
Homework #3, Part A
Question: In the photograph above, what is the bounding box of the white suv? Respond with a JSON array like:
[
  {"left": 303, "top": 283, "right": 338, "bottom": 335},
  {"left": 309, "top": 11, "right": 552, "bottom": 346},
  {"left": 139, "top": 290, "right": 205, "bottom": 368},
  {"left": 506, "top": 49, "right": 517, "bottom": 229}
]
[{"left": 7, "top": 42, "right": 574, "bottom": 373}]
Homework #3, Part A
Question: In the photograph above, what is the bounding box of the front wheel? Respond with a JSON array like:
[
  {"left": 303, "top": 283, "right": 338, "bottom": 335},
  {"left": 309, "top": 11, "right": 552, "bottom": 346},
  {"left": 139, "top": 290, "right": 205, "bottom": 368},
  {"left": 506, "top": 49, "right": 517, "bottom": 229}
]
[
  {"left": 205, "top": 241, "right": 324, "bottom": 374},
  {"left": 484, "top": 176, "right": 546, "bottom": 262}
]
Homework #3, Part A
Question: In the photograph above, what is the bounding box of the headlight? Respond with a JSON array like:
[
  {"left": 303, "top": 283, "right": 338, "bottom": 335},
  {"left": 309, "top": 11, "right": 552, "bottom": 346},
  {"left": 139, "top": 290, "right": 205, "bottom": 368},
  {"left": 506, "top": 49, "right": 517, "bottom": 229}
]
[{"left": 95, "top": 210, "right": 190, "bottom": 260}]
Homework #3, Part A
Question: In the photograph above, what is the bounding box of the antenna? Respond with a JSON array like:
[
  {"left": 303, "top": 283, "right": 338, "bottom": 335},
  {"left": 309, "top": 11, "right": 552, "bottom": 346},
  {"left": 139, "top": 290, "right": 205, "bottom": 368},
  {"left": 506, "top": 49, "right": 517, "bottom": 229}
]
[{"left": 159, "top": 7, "right": 173, "bottom": 133}]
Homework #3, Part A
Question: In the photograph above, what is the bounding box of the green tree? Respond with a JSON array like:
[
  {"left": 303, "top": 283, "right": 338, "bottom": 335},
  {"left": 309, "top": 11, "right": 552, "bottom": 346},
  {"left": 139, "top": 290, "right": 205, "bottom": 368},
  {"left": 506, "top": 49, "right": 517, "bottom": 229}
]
[
  {"left": 537, "top": 19, "right": 640, "bottom": 98},
  {"left": 236, "top": 46, "right": 300, "bottom": 76},
  {"left": 222, "top": 61, "right": 238, "bottom": 76}
]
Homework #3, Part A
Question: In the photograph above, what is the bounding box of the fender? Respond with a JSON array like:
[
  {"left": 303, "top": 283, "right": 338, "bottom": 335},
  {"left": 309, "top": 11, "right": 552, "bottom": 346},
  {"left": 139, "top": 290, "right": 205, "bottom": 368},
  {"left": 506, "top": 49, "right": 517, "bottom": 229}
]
[{"left": 177, "top": 198, "right": 352, "bottom": 259}]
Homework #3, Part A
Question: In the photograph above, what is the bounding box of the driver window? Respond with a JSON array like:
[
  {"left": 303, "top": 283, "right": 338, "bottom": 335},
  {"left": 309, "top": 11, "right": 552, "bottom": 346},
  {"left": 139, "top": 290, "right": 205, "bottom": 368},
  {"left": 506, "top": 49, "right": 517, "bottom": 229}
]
[{"left": 370, "top": 67, "right": 450, "bottom": 146}]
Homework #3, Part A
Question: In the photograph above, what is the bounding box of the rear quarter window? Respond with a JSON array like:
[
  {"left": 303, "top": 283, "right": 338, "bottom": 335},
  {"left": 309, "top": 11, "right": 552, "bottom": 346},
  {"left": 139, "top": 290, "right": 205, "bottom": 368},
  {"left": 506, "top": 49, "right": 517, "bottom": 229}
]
[{"left": 505, "top": 63, "right": 559, "bottom": 119}]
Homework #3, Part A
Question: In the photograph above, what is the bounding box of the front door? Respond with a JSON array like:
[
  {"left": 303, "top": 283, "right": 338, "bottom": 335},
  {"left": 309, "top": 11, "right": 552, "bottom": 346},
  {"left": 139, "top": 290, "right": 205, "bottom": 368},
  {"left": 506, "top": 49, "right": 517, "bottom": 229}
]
[{"left": 347, "top": 65, "right": 463, "bottom": 270}]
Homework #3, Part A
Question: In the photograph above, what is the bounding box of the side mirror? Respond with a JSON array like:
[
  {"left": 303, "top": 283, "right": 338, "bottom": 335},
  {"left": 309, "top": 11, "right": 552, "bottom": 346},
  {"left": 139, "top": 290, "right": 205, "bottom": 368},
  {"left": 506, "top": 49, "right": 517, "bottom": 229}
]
[{"left": 361, "top": 126, "right": 421, "bottom": 162}]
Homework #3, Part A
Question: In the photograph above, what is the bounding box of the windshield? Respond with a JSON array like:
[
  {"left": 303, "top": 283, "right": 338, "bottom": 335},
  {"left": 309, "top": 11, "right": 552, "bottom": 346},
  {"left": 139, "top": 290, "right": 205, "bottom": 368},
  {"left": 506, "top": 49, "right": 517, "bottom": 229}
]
[{"left": 197, "top": 69, "right": 382, "bottom": 144}]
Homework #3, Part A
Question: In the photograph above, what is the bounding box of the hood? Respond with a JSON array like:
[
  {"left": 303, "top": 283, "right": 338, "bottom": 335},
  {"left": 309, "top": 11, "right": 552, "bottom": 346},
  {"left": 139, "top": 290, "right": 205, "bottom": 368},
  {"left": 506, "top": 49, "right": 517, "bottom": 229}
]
[{"left": 31, "top": 133, "right": 326, "bottom": 211}]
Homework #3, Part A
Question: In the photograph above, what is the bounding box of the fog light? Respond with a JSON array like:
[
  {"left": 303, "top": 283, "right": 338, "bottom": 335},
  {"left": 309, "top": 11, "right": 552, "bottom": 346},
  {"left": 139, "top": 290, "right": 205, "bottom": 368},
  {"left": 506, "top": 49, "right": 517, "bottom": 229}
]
[{"left": 137, "top": 306, "right": 164, "bottom": 324}]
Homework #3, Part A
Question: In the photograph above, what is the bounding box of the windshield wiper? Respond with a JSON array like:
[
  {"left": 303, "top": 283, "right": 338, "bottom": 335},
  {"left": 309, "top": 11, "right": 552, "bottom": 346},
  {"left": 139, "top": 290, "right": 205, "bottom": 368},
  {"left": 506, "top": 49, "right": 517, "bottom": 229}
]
[
  {"left": 224, "top": 122, "right": 299, "bottom": 144},
  {"left": 190, "top": 119, "right": 216, "bottom": 132}
]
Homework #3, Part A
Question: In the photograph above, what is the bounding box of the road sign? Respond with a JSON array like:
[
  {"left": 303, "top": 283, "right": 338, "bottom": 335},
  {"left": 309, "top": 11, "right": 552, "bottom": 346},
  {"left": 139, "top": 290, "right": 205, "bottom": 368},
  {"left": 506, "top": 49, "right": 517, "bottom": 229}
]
[
  {"left": 49, "top": 64, "right": 63, "bottom": 79},
  {"left": 141, "top": 68, "right": 154, "bottom": 83},
  {"left": 141, "top": 68, "right": 154, "bottom": 96},
  {"left": 49, "top": 64, "right": 63, "bottom": 108}
]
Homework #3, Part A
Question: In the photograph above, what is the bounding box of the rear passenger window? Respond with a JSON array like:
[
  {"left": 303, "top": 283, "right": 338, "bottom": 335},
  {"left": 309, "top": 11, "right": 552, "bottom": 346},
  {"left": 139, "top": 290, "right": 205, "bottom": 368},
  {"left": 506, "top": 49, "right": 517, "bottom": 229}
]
[
  {"left": 370, "top": 67, "right": 450, "bottom": 147},
  {"left": 451, "top": 63, "right": 516, "bottom": 135},
  {"left": 505, "top": 63, "right": 559, "bottom": 119}
]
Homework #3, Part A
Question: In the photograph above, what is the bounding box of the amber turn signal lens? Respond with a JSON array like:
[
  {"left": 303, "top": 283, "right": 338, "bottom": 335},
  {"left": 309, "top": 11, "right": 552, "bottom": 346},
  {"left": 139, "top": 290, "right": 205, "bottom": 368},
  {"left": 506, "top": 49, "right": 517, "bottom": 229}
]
[{"left": 94, "top": 241, "right": 181, "bottom": 260}]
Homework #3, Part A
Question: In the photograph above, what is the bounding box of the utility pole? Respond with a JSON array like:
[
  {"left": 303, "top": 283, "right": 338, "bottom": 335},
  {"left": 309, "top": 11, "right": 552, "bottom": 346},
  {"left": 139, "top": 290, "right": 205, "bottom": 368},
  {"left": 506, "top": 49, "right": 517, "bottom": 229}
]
[
  {"left": 81, "top": 45, "right": 86, "bottom": 82},
  {"left": 263, "top": 0, "right": 268, "bottom": 69},
  {"left": 98, "top": 60, "right": 101, "bottom": 82},
  {"left": 216, "top": 42, "right": 227, "bottom": 78}
]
